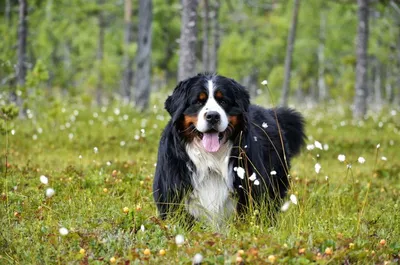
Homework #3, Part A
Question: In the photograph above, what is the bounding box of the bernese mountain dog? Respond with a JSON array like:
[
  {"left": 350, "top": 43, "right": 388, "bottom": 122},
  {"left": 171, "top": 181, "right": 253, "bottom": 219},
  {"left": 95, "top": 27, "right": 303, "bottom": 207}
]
[{"left": 153, "top": 73, "right": 305, "bottom": 226}]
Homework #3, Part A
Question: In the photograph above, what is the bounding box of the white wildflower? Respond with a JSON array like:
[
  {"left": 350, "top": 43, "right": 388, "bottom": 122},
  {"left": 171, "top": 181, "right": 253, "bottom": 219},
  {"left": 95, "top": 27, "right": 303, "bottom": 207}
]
[
  {"left": 46, "top": 188, "right": 55, "bottom": 198},
  {"left": 314, "top": 141, "right": 323, "bottom": 150},
  {"left": 59, "top": 227, "right": 69, "bottom": 236},
  {"left": 193, "top": 253, "right": 203, "bottom": 264},
  {"left": 140, "top": 224, "right": 145, "bottom": 232},
  {"left": 175, "top": 234, "right": 184, "bottom": 246},
  {"left": 261, "top": 80, "right": 268, "bottom": 85},
  {"left": 236, "top": 167, "right": 245, "bottom": 179},
  {"left": 306, "top": 144, "right": 315, "bottom": 151},
  {"left": 253, "top": 136, "right": 258, "bottom": 142},
  {"left": 93, "top": 147, "right": 98, "bottom": 154},
  {"left": 376, "top": 144, "right": 380, "bottom": 149},
  {"left": 270, "top": 170, "right": 277, "bottom": 176},
  {"left": 249, "top": 173, "right": 256, "bottom": 181},
  {"left": 281, "top": 201, "right": 290, "bottom": 212},
  {"left": 315, "top": 163, "right": 321, "bottom": 174},
  {"left": 262, "top": 122, "right": 268, "bottom": 128},
  {"left": 323, "top": 144, "right": 329, "bottom": 150},
  {"left": 40, "top": 175, "right": 48, "bottom": 185},
  {"left": 338, "top": 154, "right": 346, "bottom": 162},
  {"left": 381, "top": 156, "right": 387, "bottom": 161},
  {"left": 357, "top": 157, "right": 366, "bottom": 164},
  {"left": 290, "top": 194, "right": 298, "bottom": 205},
  {"left": 254, "top": 180, "right": 260, "bottom": 185}
]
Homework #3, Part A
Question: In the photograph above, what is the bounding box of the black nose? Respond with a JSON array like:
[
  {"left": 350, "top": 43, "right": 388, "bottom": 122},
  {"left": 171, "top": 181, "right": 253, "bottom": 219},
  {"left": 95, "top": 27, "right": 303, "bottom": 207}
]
[{"left": 205, "top": 111, "right": 221, "bottom": 125}]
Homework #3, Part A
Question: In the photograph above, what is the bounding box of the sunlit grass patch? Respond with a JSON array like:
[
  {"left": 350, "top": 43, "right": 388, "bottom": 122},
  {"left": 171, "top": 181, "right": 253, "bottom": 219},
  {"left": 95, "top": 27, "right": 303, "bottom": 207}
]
[{"left": 1, "top": 98, "right": 399, "bottom": 264}]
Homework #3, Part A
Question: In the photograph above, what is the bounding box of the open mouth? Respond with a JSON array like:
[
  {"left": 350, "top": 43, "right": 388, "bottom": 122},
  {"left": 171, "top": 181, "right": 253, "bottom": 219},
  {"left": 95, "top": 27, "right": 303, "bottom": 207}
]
[
  {"left": 198, "top": 130, "right": 224, "bottom": 141},
  {"left": 197, "top": 129, "right": 225, "bottom": 153}
]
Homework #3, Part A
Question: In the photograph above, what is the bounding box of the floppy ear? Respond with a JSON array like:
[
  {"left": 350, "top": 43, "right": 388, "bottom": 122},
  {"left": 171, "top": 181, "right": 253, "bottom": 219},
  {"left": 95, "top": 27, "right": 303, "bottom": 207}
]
[
  {"left": 165, "top": 80, "right": 190, "bottom": 124},
  {"left": 228, "top": 78, "right": 250, "bottom": 112}
]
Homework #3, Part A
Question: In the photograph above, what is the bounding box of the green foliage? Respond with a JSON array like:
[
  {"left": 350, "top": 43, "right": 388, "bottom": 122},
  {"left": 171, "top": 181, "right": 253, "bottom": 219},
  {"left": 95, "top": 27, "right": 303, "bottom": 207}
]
[
  {"left": 1, "top": 0, "right": 399, "bottom": 103},
  {"left": 26, "top": 60, "right": 49, "bottom": 89},
  {"left": 0, "top": 103, "right": 19, "bottom": 135}
]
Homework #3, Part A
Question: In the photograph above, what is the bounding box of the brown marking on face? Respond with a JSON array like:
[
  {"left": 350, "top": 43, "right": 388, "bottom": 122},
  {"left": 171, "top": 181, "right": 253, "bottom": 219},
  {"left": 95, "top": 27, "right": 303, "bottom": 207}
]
[
  {"left": 198, "top": 92, "right": 207, "bottom": 101},
  {"left": 229, "top": 115, "right": 239, "bottom": 126},
  {"left": 183, "top": 115, "right": 198, "bottom": 129},
  {"left": 180, "top": 115, "right": 199, "bottom": 141},
  {"left": 215, "top": 90, "right": 223, "bottom": 100}
]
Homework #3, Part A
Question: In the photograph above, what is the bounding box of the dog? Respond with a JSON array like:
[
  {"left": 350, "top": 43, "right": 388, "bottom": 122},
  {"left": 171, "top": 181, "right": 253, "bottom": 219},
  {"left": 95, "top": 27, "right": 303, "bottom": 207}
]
[{"left": 153, "top": 73, "right": 305, "bottom": 226}]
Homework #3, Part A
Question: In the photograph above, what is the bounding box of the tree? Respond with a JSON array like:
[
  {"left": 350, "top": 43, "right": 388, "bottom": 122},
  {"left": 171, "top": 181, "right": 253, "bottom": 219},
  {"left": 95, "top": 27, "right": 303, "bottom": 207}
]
[
  {"left": 178, "top": 0, "right": 199, "bottom": 81},
  {"left": 121, "top": 0, "right": 134, "bottom": 101},
  {"left": 96, "top": 0, "right": 106, "bottom": 105},
  {"left": 134, "top": 0, "right": 152, "bottom": 111},
  {"left": 353, "top": 0, "right": 369, "bottom": 119},
  {"left": 202, "top": 0, "right": 210, "bottom": 72},
  {"left": 17, "top": 0, "right": 28, "bottom": 87},
  {"left": 317, "top": 6, "right": 328, "bottom": 102},
  {"left": 209, "top": 0, "right": 220, "bottom": 73},
  {"left": 280, "top": 0, "right": 301, "bottom": 107}
]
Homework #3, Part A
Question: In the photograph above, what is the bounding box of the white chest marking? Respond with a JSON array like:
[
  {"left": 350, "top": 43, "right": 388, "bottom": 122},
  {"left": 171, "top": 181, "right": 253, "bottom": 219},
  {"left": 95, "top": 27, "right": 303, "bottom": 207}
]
[{"left": 185, "top": 139, "right": 236, "bottom": 225}]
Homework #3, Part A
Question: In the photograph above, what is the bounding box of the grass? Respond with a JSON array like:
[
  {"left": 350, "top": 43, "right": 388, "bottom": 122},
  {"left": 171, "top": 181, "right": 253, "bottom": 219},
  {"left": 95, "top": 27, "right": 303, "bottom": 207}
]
[{"left": 1, "top": 95, "right": 400, "bottom": 264}]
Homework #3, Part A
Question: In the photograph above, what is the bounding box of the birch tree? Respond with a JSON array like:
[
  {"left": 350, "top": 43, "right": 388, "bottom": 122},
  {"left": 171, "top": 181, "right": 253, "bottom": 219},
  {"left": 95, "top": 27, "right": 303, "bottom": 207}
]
[
  {"left": 202, "top": 0, "right": 209, "bottom": 72},
  {"left": 121, "top": 0, "right": 134, "bottom": 101},
  {"left": 17, "top": 0, "right": 28, "bottom": 87},
  {"left": 134, "top": 0, "right": 152, "bottom": 111},
  {"left": 318, "top": 7, "right": 328, "bottom": 102},
  {"left": 96, "top": 0, "right": 106, "bottom": 105},
  {"left": 178, "top": 0, "right": 199, "bottom": 81},
  {"left": 280, "top": 0, "right": 301, "bottom": 107},
  {"left": 353, "top": 0, "right": 369, "bottom": 119},
  {"left": 209, "top": 0, "right": 220, "bottom": 73}
]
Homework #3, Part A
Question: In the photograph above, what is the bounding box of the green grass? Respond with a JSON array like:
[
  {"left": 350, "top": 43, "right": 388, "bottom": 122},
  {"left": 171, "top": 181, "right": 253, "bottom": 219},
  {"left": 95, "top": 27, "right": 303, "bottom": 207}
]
[{"left": 1, "top": 97, "right": 400, "bottom": 264}]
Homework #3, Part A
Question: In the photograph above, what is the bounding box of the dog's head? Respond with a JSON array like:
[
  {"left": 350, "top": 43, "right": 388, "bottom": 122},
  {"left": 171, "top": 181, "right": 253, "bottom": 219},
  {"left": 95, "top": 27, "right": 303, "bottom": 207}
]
[{"left": 165, "top": 73, "right": 250, "bottom": 152}]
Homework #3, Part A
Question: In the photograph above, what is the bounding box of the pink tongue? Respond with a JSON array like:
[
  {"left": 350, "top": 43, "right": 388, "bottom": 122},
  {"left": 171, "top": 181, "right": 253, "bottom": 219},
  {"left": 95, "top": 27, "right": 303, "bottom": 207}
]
[{"left": 201, "top": 132, "right": 220, "bottom": 152}]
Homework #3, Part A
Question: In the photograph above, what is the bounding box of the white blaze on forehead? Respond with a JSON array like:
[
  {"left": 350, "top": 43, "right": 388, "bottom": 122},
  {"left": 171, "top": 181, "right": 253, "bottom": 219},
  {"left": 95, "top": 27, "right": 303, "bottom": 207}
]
[{"left": 196, "top": 79, "right": 229, "bottom": 132}]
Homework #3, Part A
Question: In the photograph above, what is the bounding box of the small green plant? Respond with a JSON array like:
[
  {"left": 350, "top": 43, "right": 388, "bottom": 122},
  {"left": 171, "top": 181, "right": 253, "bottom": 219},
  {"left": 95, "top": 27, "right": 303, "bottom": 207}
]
[{"left": 0, "top": 103, "right": 19, "bottom": 135}]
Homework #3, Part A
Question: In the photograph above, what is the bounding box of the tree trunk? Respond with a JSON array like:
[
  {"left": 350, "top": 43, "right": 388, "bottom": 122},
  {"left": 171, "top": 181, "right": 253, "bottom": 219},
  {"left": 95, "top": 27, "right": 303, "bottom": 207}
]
[
  {"left": 353, "top": 0, "right": 369, "bottom": 119},
  {"left": 385, "top": 67, "right": 393, "bottom": 103},
  {"left": 121, "top": 0, "right": 134, "bottom": 101},
  {"left": 317, "top": 8, "right": 328, "bottom": 102},
  {"left": 5, "top": 0, "right": 11, "bottom": 25},
  {"left": 395, "top": 31, "right": 400, "bottom": 106},
  {"left": 96, "top": 1, "right": 105, "bottom": 105},
  {"left": 178, "top": 0, "right": 199, "bottom": 81},
  {"left": 280, "top": 0, "right": 301, "bottom": 107},
  {"left": 17, "top": 0, "right": 28, "bottom": 87},
  {"left": 209, "top": 0, "right": 220, "bottom": 73},
  {"left": 202, "top": 0, "right": 210, "bottom": 72},
  {"left": 373, "top": 59, "right": 382, "bottom": 109},
  {"left": 134, "top": 0, "right": 152, "bottom": 111}
]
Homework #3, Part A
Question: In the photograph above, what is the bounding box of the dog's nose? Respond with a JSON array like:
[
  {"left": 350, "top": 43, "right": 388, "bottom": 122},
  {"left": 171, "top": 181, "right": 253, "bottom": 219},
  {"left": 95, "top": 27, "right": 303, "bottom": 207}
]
[{"left": 205, "top": 111, "right": 220, "bottom": 125}]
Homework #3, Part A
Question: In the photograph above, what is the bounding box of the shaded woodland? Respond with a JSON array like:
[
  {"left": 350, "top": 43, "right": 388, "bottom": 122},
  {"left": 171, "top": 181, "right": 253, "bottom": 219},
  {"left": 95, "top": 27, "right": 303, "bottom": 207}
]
[{"left": 1, "top": 0, "right": 400, "bottom": 118}]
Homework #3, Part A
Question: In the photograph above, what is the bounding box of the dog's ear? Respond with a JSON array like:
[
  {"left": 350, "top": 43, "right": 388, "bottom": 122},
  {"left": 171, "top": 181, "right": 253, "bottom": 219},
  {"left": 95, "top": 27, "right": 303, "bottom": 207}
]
[
  {"left": 228, "top": 78, "right": 250, "bottom": 112},
  {"left": 165, "top": 79, "right": 190, "bottom": 123}
]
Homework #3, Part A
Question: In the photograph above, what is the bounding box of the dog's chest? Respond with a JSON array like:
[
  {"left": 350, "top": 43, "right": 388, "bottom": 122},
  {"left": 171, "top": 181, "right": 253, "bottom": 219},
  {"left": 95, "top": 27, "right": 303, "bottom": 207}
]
[{"left": 185, "top": 141, "right": 236, "bottom": 222}]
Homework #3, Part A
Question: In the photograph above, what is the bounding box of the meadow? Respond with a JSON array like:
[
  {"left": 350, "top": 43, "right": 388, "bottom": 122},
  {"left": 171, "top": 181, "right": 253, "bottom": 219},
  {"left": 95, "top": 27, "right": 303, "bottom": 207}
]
[{"left": 1, "top": 95, "right": 399, "bottom": 264}]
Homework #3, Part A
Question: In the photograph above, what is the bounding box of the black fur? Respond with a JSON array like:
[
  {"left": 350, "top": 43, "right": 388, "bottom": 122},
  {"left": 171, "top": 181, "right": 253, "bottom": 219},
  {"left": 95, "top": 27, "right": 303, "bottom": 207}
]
[{"left": 153, "top": 73, "right": 306, "bottom": 219}]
